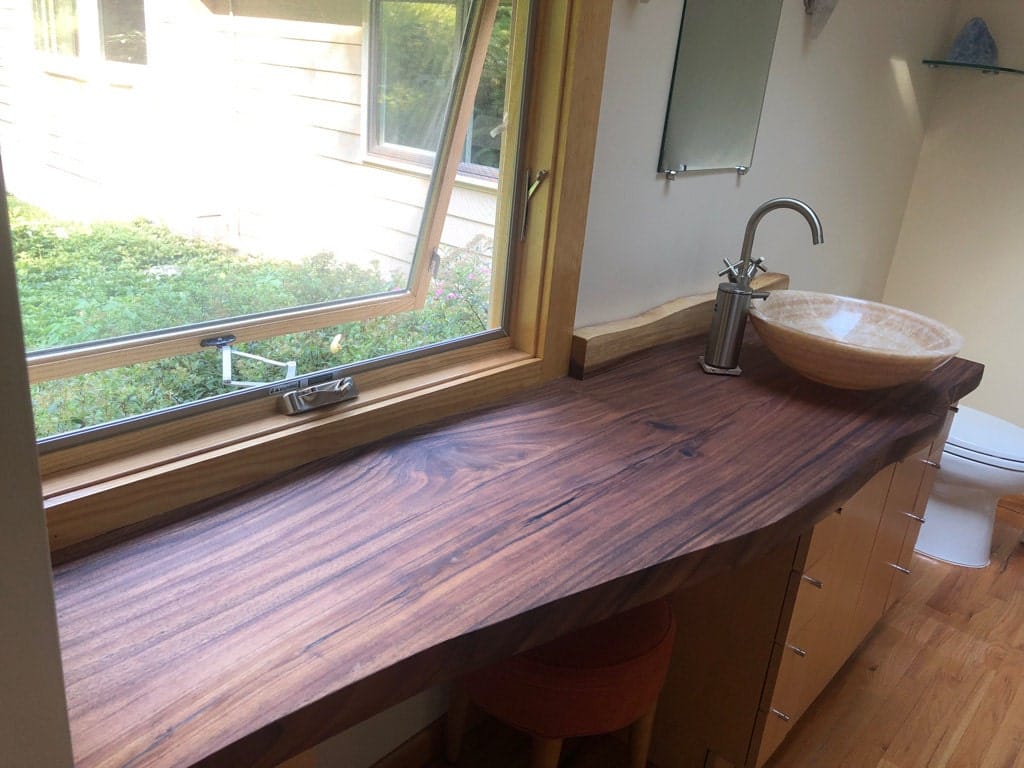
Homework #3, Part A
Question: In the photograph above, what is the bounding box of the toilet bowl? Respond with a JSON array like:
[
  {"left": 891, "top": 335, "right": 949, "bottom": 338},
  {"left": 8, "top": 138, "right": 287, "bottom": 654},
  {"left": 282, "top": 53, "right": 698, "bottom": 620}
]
[{"left": 915, "top": 406, "right": 1024, "bottom": 568}]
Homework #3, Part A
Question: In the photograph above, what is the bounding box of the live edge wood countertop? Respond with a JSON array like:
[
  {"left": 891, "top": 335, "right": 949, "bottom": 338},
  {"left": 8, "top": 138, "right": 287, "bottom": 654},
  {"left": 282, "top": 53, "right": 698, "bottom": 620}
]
[{"left": 52, "top": 335, "right": 983, "bottom": 768}]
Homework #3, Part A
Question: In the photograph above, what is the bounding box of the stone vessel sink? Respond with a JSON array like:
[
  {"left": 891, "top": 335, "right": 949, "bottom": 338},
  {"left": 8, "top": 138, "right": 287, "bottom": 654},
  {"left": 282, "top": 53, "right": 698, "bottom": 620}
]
[{"left": 748, "top": 290, "right": 962, "bottom": 390}]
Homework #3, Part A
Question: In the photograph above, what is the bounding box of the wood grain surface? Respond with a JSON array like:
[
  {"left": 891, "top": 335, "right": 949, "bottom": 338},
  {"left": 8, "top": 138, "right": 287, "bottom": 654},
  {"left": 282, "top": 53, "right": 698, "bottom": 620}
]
[{"left": 52, "top": 335, "right": 983, "bottom": 768}]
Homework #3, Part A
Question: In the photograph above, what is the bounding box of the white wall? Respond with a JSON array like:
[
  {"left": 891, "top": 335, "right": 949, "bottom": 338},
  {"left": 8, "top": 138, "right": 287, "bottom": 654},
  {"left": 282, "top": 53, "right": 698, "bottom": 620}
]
[
  {"left": 884, "top": 0, "right": 1024, "bottom": 426},
  {"left": 0, "top": 175, "right": 74, "bottom": 765},
  {"left": 576, "top": 0, "right": 956, "bottom": 328}
]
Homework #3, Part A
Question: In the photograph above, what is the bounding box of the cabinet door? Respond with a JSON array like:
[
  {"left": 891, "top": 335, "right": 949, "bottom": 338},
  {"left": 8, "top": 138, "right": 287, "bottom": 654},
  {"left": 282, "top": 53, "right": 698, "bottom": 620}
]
[
  {"left": 882, "top": 447, "right": 930, "bottom": 611},
  {"left": 887, "top": 408, "right": 955, "bottom": 609},
  {"left": 829, "top": 465, "right": 895, "bottom": 664},
  {"left": 853, "top": 457, "right": 921, "bottom": 640},
  {"left": 650, "top": 540, "right": 800, "bottom": 768}
]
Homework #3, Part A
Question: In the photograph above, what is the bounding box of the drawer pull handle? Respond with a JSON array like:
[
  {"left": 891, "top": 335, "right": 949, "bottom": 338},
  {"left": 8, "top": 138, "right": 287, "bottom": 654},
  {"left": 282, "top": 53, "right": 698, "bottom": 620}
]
[
  {"left": 769, "top": 708, "right": 791, "bottom": 722},
  {"left": 889, "top": 563, "right": 912, "bottom": 575},
  {"left": 903, "top": 511, "right": 926, "bottom": 524},
  {"left": 800, "top": 574, "right": 824, "bottom": 589},
  {"left": 787, "top": 643, "right": 807, "bottom": 657},
  {"left": 922, "top": 459, "right": 941, "bottom": 469}
]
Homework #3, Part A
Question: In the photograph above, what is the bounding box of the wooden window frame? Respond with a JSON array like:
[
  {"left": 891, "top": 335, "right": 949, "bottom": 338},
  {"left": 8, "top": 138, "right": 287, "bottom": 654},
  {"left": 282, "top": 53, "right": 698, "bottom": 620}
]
[{"left": 38, "top": 0, "right": 613, "bottom": 557}]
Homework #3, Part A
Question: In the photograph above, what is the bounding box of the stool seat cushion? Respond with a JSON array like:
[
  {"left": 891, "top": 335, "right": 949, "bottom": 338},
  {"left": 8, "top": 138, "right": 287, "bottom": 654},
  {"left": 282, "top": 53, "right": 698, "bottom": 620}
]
[{"left": 464, "top": 599, "right": 676, "bottom": 739}]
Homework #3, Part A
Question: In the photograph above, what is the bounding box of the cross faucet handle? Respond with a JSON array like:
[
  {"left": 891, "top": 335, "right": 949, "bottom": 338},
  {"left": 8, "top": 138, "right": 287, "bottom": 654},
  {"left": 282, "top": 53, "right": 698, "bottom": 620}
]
[
  {"left": 718, "top": 259, "right": 742, "bottom": 282},
  {"left": 745, "top": 256, "right": 768, "bottom": 281}
]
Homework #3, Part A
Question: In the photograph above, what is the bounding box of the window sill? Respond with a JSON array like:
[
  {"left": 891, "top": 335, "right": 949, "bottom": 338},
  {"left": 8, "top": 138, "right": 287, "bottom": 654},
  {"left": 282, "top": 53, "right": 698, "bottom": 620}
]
[
  {"left": 38, "top": 53, "right": 145, "bottom": 87},
  {"left": 361, "top": 151, "right": 501, "bottom": 193},
  {"left": 44, "top": 341, "right": 540, "bottom": 558}
]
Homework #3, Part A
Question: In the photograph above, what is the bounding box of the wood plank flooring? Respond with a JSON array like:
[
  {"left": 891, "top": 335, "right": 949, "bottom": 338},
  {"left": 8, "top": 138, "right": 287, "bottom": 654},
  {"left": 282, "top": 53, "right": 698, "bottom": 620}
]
[
  {"left": 445, "top": 521, "right": 1024, "bottom": 768},
  {"left": 765, "top": 521, "right": 1024, "bottom": 768}
]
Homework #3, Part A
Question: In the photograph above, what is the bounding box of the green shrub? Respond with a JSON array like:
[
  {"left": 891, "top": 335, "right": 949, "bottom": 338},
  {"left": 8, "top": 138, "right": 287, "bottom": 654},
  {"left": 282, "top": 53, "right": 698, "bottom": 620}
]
[{"left": 10, "top": 197, "right": 494, "bottom": 438}]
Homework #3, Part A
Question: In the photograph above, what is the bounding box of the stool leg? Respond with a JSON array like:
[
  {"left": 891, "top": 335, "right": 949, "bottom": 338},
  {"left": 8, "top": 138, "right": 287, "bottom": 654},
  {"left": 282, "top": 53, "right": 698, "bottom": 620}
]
[
  {"left": 530, "top": 735, "right": 563, "bottom": 768},
  {"left": 628, "top": 704, "right": 658, "bottom": 768},
  {"left": 445, "top": 683, "right": 470, "bottom": 764}
]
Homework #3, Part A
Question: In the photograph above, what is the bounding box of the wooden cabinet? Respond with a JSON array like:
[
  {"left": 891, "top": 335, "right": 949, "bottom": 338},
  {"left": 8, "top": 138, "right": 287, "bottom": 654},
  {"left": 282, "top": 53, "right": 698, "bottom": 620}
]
[
  {"left": 651, "top": 415, "right": 956, "bottom": 768},
  {"left": 649, "top": 540, "right": 800, "bottom": 768},
  {"left": 886, "top": 409, "right": 954, "bottom": 610},
  {"left": 752, "top": 466, "right": 894, "bottom": 767}
]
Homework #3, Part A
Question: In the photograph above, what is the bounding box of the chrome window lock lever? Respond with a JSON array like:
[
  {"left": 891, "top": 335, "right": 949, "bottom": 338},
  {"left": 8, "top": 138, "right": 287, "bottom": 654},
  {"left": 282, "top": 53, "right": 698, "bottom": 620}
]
[{"left": 278, "top": 376, "right": 358, "bottom": 415}]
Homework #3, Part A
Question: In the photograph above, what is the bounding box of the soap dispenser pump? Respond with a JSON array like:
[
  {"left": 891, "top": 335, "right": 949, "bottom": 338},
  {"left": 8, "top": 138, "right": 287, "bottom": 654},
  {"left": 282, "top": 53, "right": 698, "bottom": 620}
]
[{"left": 699, "top": 198, "right": 824, "bottom": 376}]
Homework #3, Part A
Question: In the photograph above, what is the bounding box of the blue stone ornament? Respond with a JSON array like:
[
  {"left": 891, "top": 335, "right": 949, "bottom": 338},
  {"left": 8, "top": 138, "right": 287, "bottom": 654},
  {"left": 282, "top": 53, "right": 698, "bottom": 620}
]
[{"left": 947, "top": 17, "right": 998, "bottom": 67}]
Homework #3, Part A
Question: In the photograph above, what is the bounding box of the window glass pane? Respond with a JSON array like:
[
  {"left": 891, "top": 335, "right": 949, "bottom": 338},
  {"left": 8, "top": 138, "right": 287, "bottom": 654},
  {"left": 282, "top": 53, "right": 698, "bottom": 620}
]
[
  {"left": 33, "top": 0, "right": 79, "bottom": 55},
  {"left": 377, "top": 1, "right": 458, "bottom": 153},
  {"left": 100, "top": 0, "right": 147, "bottom": 64},
  {"left": 5, "top": 0, "right": 517, "bottom": 440},
  {"left": 29, "top": 241, "right": 492, "bottom": 437},
  {"left": 469, "top": 3, "right": 510, "bottom": 167},
  {"left": 372, "top": 0, "right": 511, "bottom": 171}
]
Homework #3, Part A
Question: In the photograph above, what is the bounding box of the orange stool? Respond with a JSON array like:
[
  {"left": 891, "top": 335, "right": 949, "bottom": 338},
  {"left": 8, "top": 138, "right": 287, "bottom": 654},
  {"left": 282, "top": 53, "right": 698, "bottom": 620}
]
[{"left": 446, "top": 599, "right": 676, "bottom": 768}]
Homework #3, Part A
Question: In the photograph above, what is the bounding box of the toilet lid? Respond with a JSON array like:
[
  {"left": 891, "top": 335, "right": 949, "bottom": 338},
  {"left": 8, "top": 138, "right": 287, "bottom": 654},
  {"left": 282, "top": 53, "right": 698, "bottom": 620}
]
[{"left": 947, "top": 406, "right": 1024, "bottom": 465}]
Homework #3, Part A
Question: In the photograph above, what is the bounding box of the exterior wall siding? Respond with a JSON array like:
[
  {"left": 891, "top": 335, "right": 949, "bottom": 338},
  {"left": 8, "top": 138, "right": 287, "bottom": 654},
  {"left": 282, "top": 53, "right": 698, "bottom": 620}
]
[{"left": 0, "top": 0, "right": 498, "bottom": 276}]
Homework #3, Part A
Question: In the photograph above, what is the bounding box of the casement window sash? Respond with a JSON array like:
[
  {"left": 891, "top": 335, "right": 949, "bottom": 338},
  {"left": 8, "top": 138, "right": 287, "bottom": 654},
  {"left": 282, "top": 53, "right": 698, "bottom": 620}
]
[{"left": 25, "top": 0, "right": 503, "bottom": 386}]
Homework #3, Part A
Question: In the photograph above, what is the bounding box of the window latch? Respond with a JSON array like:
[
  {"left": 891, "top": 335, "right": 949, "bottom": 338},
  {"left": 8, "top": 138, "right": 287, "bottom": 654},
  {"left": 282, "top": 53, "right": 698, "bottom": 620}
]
[
  {"left": 518, "top": 168, "right": 550, "bottom": 241},
  {"left": 278, "top": 376, "right": 358, "bottom": 415}
]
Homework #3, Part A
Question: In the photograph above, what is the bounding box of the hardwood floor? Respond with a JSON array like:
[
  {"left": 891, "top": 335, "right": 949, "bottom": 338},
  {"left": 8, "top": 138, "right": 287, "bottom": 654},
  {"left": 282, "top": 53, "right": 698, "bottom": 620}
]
[{"left": 766, "top": 520, "right": 1024, "bottom": 768}]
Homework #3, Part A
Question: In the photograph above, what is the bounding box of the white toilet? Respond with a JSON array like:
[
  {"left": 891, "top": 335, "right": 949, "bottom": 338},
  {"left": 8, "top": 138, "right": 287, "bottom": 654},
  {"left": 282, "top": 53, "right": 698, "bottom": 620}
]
[{"left": 915, "top": 406, "right": 1024, "bottom": 568}]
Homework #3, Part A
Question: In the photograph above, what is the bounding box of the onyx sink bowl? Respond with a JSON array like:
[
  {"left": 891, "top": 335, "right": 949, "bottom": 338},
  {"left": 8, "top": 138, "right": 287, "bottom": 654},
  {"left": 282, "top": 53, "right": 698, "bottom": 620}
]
[{"left": 747, "top": 290, "right": 963, "bottom": 390}]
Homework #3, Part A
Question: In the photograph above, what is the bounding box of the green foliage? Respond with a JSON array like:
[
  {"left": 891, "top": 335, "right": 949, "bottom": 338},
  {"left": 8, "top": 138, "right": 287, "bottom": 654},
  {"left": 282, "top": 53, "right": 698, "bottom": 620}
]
[
  {"left": 376, "top": 0, "right": 512, "bottom": 168},
  {"left": 10, "top": 197, "right": 494, "bottom": 439},
  {"left": 377, "top": 2, "right": 458, "bottom": 150},
  {"left": 470, "top": 3, "right": 512, "bottom": 167}
]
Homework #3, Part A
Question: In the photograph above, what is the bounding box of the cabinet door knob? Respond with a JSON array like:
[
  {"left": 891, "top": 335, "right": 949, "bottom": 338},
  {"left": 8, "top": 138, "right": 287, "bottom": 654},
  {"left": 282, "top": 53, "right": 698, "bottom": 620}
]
[
  {"left": 787, "top": 643, "right": 807, "bottom": 657},
  {"left": 769, "top": 707, "right": 791, "bottom": 722},
  {"left": 888, "top": 562, "right": 912, "bottom": 575},
  {"left": 921, "top": 459, "right": 941, "bottom": 469},
  {"left": 903, "top": 511, "right": 926, "bottom": 524}
]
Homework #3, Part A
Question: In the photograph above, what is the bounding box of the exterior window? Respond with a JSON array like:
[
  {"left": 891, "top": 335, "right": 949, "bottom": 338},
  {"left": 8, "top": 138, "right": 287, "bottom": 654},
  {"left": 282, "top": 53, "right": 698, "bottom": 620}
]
[
  {"left": 369, "top": 0, "right": 511, "bottom": 174},
  {"left": 99, "top": 0, "right": 147, "bottom": 63},
  {"left": 33, "top": 0, "right": 79, "bottom": 55},
  {"left": 32, "top": 0, "right": 147, "bottom": 63},
  {"left": 6, "top": 0, "right": 518, "bottom": 442}
]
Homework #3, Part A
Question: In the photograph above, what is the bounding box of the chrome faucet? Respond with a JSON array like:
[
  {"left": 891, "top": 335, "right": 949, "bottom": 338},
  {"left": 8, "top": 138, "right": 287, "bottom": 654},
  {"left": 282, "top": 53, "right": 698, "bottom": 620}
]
[{"left": 700, "top": 198, "right": 824, "bottom": 375}]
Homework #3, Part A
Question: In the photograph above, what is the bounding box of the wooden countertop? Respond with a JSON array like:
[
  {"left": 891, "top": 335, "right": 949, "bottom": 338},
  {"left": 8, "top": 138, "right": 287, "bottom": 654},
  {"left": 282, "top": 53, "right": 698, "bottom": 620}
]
[{"left": 52, "top": 335, "right": 983, "bottom": 768}]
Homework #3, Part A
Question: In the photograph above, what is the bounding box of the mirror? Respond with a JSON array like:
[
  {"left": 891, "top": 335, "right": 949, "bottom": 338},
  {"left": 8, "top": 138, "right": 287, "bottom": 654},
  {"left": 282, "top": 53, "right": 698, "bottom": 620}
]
[{"left": 659, "top": 0, "right": 784, "bottom": 176}]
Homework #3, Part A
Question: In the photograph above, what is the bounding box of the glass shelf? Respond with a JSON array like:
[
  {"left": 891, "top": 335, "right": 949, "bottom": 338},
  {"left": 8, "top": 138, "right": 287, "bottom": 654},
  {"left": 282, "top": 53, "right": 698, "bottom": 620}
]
[{"left": 923, "top": 59, "right": 1024, "bottom": 75}]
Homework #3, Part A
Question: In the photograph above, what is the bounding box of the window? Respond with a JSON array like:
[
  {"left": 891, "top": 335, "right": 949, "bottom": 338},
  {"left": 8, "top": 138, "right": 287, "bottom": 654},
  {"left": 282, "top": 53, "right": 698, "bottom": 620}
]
[
  {"left": 2, "top": 0, "right": 611, "bottom": 553},
  {"left": 32, "top": 0, "right": 147, "bottom": 63},
  {"left": 368, "top": 0, "right": 511, "bottom": 175},
  {"left": 15, "top": 0, "right": 515, "bottom": 442},
  {"left": 33, "top": 0, "right": 78, "bottom": 55},
  {"left": 99, "top": 0, "right": 147, "bottom": 63}
]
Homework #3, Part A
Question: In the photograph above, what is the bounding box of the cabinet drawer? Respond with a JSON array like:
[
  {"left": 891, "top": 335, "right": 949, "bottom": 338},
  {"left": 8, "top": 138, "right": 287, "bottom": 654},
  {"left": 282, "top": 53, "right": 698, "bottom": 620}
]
[
  {"left": 765, "top": 640, "right": 811, "bottom": 717},
  {"left": 786, "top": 555, "right": 835, "bottom": 637},
  {"left": 754, "top": 703, "right": 793, "bottom": 767},
  {"left": 805, "top": 507, "right": 843, "bottom": 569}
]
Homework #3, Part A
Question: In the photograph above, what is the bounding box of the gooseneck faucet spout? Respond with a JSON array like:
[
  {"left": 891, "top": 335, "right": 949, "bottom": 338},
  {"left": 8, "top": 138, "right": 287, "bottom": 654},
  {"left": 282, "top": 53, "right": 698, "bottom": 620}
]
[
  {"left": 700, "top": 198, "right": 824, "bottom": 376},
  {"left": 736, "top": 198, "right": 824, "bottom": 289}
]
